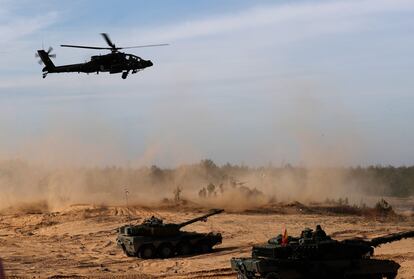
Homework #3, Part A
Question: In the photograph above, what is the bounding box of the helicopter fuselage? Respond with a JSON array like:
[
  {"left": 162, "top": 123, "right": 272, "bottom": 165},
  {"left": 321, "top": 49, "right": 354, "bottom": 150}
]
[
  {"left": 36, "top": 33, "right": 166, "bottom": 79},
  {"left": 39, "top": 51, "right": 153, "bottom": 79}
]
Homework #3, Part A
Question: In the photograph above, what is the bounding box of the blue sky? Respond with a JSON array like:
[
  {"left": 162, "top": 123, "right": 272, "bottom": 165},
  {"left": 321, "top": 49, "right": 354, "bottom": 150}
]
[{"left": 0, "top": 0, "right": 414, "bottom": 167}]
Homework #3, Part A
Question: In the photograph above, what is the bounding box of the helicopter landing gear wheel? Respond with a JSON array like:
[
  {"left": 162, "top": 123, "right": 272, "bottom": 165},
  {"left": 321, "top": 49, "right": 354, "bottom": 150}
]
[
  {"left": 42, "top": 73, "right": 47, "bottom": 79},
  {"left": 122, "top": 71, "right": 129, "bottom": 79}
]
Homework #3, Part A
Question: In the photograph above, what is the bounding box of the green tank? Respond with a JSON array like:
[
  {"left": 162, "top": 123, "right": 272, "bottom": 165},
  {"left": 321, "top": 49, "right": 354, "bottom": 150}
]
[
  {"left": 231, "top": 225, "right": 414, "bottom": 279},
  {"left": 117, "top": 209, "right": 223, "bottom": 258}
]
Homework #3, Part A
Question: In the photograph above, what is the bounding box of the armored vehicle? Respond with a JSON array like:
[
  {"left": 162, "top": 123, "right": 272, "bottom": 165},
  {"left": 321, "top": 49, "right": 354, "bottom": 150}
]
[
  {"left": 231, "top": 225, "right": 414, "bottom": 279},
  {"left": 117, "top": 209, "right": 223, "bottom": 258}
]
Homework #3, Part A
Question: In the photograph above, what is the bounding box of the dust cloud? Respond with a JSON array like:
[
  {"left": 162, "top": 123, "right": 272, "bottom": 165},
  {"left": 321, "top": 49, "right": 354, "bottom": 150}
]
[
  {"left": 0, "top": 157, "right": 395, "bottom": 213},
  {"left": 0, "top": 82, "right": 409, "bottom": 212}
]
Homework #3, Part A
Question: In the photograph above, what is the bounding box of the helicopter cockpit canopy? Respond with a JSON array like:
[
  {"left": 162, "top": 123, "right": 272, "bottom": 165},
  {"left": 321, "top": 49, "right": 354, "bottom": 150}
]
[{"left": 125, "top": 54, "right": 142, "bottom": 61}]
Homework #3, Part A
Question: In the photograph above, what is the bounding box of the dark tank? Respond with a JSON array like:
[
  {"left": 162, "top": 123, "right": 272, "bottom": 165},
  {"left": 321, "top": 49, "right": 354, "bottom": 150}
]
[
  {"left": 117, "top": 209, "right": 223, "bottom": 258},
  {"left": 231, "top": 225, "right": 414, "bottom": 279}
]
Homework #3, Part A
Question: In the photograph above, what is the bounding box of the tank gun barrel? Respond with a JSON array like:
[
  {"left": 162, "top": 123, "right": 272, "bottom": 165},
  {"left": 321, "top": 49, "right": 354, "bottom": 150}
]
[
  {"left": 370, "top": 230, "right": 414, "bottom": 247},
  {"left": 178, "top": 209, "right": 224, "bottom": 228}
]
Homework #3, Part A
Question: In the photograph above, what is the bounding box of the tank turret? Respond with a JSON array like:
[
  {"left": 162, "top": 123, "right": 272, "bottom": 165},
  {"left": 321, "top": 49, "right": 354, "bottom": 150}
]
[
  {"left": 117, "top": 209, "right": 224, "bottom": 258},
  {"left": 252, "top": 227, "right": 414, "bottom": 260},
  {"left": 231, "top": 225, "right": 414, "bottom": 279},
  {"left": 119, "top": 208, "right": 224, "bottom": 237}
]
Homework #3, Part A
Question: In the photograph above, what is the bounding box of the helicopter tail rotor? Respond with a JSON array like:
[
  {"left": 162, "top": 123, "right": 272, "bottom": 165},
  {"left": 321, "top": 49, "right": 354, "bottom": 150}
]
[{"left": 35, "top": 46, "right": 56, "bottom": 65}]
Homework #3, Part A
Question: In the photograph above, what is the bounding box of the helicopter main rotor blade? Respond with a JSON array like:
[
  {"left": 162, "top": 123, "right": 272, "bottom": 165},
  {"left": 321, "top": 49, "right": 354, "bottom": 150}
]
[
  {"left": 101, "top": 33, "right": 116, "bottom": 49},
  {"left": 60, "top": 44, "right": 112, "bottom": 50},
  {"left": 120, "top": 43, "right": 170, "bottom": 49}
]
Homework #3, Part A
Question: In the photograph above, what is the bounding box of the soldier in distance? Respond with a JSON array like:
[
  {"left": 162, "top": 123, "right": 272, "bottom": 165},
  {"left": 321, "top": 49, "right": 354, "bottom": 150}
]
[{"left": 313, "top": 224, "right": 328, "bottom": 240}]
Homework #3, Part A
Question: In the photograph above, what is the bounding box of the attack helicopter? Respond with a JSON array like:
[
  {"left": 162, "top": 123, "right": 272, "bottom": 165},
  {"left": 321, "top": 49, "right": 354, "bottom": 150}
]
[{"left": 36, "top": 33, "right": 168, "bottom": 79}]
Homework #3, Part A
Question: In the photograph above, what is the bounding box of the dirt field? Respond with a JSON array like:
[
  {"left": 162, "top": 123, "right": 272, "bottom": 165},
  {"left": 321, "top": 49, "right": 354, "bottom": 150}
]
[{"left": 0, "top": 204, "right": 413, "bottom": 279}]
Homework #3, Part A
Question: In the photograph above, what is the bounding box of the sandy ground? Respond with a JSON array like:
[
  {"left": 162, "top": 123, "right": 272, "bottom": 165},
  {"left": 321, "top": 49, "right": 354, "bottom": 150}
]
[{"left": 0, "top": 204, "right": 413, "bottom": 279}]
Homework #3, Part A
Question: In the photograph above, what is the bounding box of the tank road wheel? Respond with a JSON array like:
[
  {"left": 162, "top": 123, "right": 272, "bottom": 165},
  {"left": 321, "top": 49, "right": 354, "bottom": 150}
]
[
  {"left": 139, "top": 245, "right": 156, "bottom": 259},
  {"left": 158, "top": 243, "right": 174, "bottom": 258},
  {"left": 198, "top": 241, "right": 212, "bottom": 253},
  {"left": 177, "top": 241, "right": 192, "bottom": 255}
]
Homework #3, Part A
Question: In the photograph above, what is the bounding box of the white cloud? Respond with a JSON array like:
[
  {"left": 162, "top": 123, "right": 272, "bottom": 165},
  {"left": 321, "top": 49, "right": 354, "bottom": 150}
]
[
  {"left": 0, "top": 0, "right": 58, "bottom": 48},
  {"left": 128, "top": 0, "right": 414, "bottom": 42}
]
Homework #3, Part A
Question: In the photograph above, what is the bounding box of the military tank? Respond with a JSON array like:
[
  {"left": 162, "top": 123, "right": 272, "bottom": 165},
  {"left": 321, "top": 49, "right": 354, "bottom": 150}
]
[
  {"left": 231, "top": 225, "right": 414, "bottom": 279},
  {"left": 117, "top": 209, "right": 223, "bottom": 258}
]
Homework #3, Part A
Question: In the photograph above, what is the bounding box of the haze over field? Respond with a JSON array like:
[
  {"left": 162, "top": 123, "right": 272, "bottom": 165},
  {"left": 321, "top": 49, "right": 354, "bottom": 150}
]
[{"left": 1, "top": 159, "right": 413, "bottom": 213}]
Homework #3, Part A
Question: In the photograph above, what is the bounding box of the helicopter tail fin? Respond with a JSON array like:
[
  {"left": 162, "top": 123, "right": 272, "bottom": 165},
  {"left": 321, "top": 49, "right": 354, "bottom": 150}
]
[{"left": 37, "top": 50, "right": 55, "bottom": 70}]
